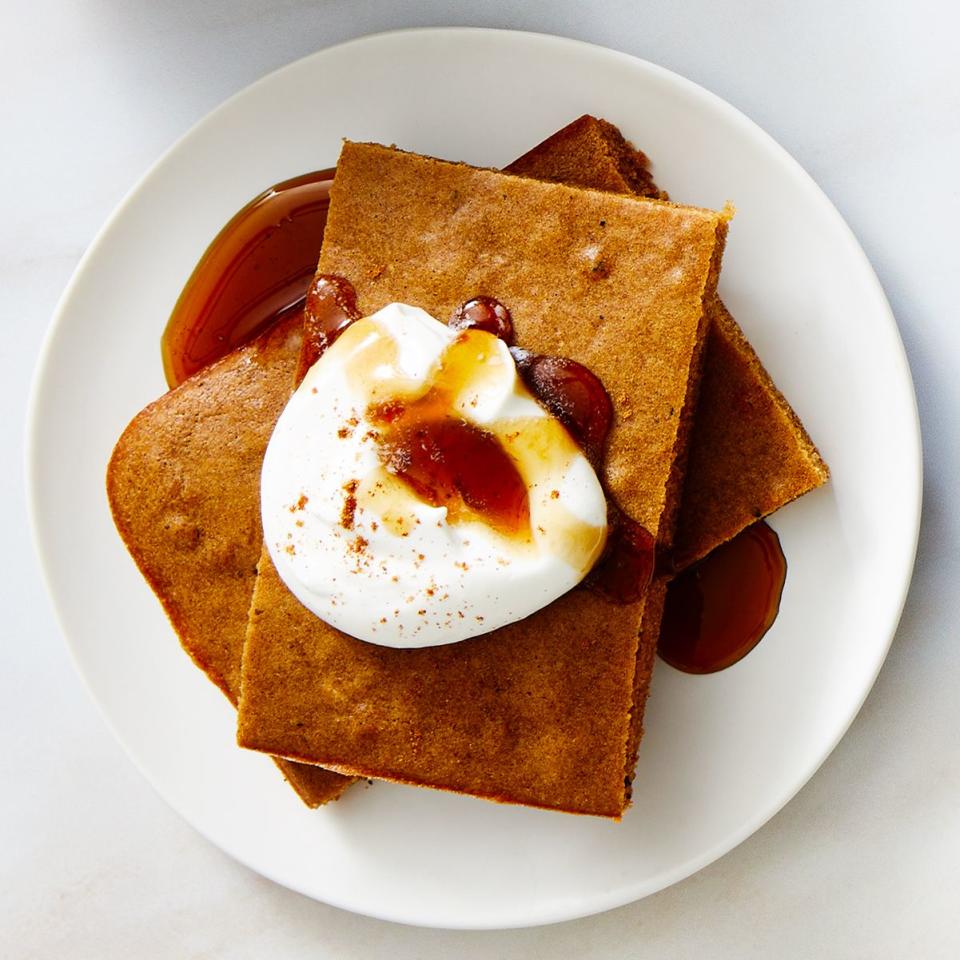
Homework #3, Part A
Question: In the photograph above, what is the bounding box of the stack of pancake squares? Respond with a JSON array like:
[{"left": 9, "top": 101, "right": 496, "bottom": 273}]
[{"left": 108, "top": 116, "right": 827, "bottom": 818}]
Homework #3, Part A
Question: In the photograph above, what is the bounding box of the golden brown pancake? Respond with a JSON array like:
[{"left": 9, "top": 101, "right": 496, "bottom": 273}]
[
  {"left": 235, "top": 141, "right": 728, "bottom": 817},
  {"left": 508, "top": 115, "right": 828, "bottom": 567},
  {"left": 106, "top": 316, "right": 353, "bottom": 806}
]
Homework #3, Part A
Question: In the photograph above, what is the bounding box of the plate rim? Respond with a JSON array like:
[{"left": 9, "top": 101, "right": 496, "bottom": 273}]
[{"left": 25, "top": 26, "right": 923, "bottom": 929}]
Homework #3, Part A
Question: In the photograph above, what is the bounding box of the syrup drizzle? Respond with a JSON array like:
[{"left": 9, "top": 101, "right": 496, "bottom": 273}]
[
  {"left": 161, "top": 168, "right": 335, "bottom": 387},
  {"left": 297, "top": 274, "right": 361, "bottom": 383},
  {"left": 658, "top": 521, "right": 787, "bottom": 673},
  {"left": 369, "top": 399, "right": 531, "bottom": 539},
  {"left": 449, "top": 296, "right": 516, "bottom": 343},
  {"left": 510, "top": 350, "right": 613, "bottom": 469},
  {"left": 585, "top": 504, "right": 656, "bottom": 605}
]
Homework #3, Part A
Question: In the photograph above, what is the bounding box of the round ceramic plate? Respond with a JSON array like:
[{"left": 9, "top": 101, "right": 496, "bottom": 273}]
[{"left": 28, "top": 29, "right": 921, "bottom": 929}]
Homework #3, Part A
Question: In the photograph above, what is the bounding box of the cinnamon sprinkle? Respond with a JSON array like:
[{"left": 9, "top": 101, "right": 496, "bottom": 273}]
[{"left": 340, "top": 479, "right": 359, "bottom": 530}]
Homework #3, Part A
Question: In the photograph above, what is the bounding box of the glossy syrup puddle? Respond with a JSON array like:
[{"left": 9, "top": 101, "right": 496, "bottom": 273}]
[
  {"left": 659, "top": 521, "right": 787, "bottom": 673},
  {"left": 162, "top": 168, "right": 335, "bottom": 386},
  {"left": 365, "top": 338, "right": 532, "bottom": 541}
]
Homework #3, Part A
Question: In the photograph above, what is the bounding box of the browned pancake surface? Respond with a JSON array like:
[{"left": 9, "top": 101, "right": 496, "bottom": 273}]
[
  {"left": 236, "top": 141, "right": 727, "bottom": 817},
  {"left": 107, "top": 316, "right": 352, "bottom": 807},
  {"left": 673, "top": 301, "right": 828, "bottom": 564},
  {"left": 507, "top": 115, "right": 828, "bottom": 567},
  {"left": 509, "top": 115, "right": 667, "bottom": 200}
]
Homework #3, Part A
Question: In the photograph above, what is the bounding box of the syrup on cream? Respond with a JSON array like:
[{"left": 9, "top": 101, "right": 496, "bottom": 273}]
[{"left": 261, "top": 303, "right": 608, "bottom": 648}]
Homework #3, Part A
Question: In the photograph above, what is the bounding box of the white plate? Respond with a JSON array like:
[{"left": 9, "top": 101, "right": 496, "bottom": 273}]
[{"left": 27, "top": 28, "right": 921, "bottom": 929}]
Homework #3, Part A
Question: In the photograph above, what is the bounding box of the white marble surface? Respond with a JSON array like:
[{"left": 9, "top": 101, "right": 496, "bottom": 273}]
[{"left": 4, "top": 1, "right": 959, "bottom": 956}]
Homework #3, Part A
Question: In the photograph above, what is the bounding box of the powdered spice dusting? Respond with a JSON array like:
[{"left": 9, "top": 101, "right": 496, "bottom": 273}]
[{"left": 341, "top": 479, "right": 359, "bottom": 530}]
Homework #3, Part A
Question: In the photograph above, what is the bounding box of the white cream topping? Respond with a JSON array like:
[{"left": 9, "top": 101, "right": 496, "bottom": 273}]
[{"left": 260, "top": 303, "right": 607, "bottom": 648}]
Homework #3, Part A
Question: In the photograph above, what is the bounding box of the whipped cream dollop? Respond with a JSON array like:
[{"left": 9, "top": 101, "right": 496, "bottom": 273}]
[{"left": 260, "top": 303, "right": 608, "bottom": 648}]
